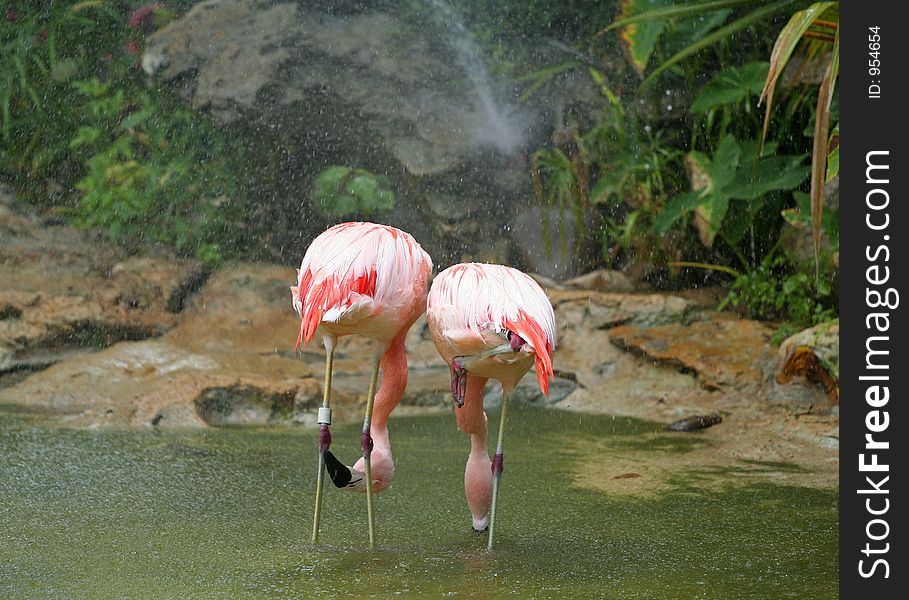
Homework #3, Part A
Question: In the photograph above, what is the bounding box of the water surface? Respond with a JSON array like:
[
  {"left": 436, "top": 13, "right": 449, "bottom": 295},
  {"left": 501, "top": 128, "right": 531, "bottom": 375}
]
[{"left": 0, "top": 406, "right": 836, "bottom": 598}]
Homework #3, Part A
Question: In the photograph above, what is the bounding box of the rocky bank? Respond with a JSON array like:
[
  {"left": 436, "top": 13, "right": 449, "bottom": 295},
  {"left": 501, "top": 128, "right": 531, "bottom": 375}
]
[{"left": 0, "top": 191, "right": 838, "bottom": 487}]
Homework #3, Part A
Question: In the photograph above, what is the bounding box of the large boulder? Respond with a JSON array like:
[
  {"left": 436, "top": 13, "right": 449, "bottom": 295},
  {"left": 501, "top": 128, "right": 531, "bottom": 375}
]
[
  {"left": 140, "top": 0, "right": 557, "bottom": 267},
  {"left": 139, "top": 1, "right": 621, "bottom": 274},
  {"left": 0, "top": 196, "right": 207, "bottom": 375}
]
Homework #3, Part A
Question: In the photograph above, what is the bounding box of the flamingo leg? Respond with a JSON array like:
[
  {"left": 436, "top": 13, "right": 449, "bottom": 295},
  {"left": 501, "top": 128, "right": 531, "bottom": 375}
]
[
  {"left": 311, "top": 341, "right": 335, "bottom": 545},
  {"left": 487, "top": 387, "right": 510, "bottom": 550},
  {"left": 362, "top": 353, "right": 382, "bottom": 549}
]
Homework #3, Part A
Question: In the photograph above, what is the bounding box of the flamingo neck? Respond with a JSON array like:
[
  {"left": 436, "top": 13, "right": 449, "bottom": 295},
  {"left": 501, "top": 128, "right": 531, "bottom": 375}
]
[{"left": 371, "top": 331, "right": 408, "bottom": 432}]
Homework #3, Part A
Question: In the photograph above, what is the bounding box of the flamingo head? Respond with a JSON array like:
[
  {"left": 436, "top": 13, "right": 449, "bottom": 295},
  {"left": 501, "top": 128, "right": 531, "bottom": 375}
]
[
  {"left": 324, "top": 450, "right": 394, "bottom": 493},
  {"left": 507, "top": 331, "right": 527, "bottom": 352}
]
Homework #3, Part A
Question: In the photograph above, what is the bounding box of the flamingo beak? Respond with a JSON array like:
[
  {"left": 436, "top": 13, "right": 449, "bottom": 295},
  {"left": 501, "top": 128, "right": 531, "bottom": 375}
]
[
  {"left": 450, "top": 357, "right": 467, "bottom": 408},
  {"left": 324, "top": 450, "right": 368, "bottom": 491},
  {"left": 450, "top": 343, "right": 525, "bottom": 407}
]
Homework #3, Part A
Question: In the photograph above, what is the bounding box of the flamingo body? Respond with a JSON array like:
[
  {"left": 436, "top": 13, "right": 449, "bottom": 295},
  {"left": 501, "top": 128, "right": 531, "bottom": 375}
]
[
  {"left": 293, "top": 222, "right": 432, "bottom": 349},
  {"left": 427, "top": 263, "right": 556, "bottom": 393},
  {"left": 293, "top": 222, "right": 432, "bottom": 497},
  {"left": 427, "top": 263, "right": 556, "bottom": 538}
]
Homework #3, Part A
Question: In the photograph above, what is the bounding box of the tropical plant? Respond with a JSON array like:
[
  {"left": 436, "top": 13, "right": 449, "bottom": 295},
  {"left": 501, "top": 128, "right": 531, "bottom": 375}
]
[
  {"left": 531, "top": 70, "right": 684, "bottom": 260},
  {"left": 312, "top": 166, "right": 395, "bottom": 217},
  {"left": 718, "top": 255, "right": 836, "bottom": 331},
  {"left": 759, "top": 1, "right": 839, "bottom": 276},
  {"left": 2, "top": 3, "right": 240, "bottom": 262},
  {"left": 70, "top": 78, "right": 239, "bottom": 263},
  {"left": 655, "top": 135, "right": 809, "bottom": 249},
  {"left": 601, "top": 0, "right": 812, "bottom": 87}
]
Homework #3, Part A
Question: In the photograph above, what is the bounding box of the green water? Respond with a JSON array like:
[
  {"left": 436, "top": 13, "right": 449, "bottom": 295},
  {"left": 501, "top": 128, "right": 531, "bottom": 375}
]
[{"left": 0, "top": 407, "right": 836, "bottom": 599}]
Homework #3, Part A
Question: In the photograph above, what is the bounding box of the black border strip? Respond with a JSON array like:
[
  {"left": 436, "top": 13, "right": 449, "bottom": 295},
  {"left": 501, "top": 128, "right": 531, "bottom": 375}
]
[{"left": 841, "top": 2, "right": 905, "bottom": 596}]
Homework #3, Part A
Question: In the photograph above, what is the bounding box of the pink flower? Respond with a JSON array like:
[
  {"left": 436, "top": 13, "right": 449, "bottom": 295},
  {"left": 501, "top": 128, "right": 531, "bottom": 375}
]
[
  {"left": 124, "top": 39, "right": 141, "bottom": 54},
  {"left": 127, "top": 3, "right": 161, "bottom": 29},
  {"left": 5, "top": 6, "right": 17, "bottom": 22},
  {"left": 38, "top": 29, "right": 48, "bottom": 42}
]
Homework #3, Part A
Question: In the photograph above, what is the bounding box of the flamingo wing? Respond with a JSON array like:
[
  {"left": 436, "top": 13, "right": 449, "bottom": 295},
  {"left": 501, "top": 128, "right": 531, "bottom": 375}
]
[
  {"left": 292, "top": 222, "right": 432, "bottom": 349},
  {"left": 428, "top": 263, "right": 556, "bottom": 396}
]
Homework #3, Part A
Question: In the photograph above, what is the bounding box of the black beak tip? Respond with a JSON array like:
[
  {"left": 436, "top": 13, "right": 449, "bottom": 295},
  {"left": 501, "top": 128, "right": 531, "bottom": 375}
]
[{"left": 323, "top": 449, "right": 353, "bottom": 488}]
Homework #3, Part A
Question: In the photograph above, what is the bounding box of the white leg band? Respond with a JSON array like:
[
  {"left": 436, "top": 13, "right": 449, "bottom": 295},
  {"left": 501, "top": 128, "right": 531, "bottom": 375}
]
[{"left": 317, "top": 406, "right": 332, "bottom": 425}]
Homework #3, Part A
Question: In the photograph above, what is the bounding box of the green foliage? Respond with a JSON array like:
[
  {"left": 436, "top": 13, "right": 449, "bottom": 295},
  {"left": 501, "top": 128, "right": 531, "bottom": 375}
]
[
  {"left": 312, "top": 167, "right": 395, "bottom": 217},
  {"left": 605, "top": 0, "right": 809, "bottom": 87},
  {"left": 782, "top": 191, "right": 838, "bottom": 254},
  {"left": 690, "top": 62, "right": 769, "bottom": 112},
  {"left": 719, "top": 256, "right": 836, "bottom": 328},
  {"left": 530, "top": 147, "right": 586, "bottom": 255},
  {"left": 759, "top": 2, "right": 839, "bottom": 277},
  {"left": 825, "top": 124, "right": 839, "bottom": 182},
  {"left": 654, "top": 136, "right": 809, "bottom": 248},
  {"left": 531, "top": 73, "right": 684, "bottom": 258},
  {"left": 69, "top": 78, "right": 239, "bottom": 263},
  {"left": 2, "top": 2, "right": 239, "bottom": 263},
  {"left": 1, "top": 2, "right": 135, "bottom": 181},
  {"left": 613, "top": 0, "right": 732, "bottom": 75}
]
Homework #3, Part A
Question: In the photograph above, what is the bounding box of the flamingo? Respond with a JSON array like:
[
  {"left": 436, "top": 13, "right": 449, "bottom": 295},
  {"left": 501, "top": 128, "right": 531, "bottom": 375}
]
[
  {"left": 291, "top": 222, "right": 432, "bottom": 548},
  {"left": 426, "top": 263, "right": 556, "bottom": 549}
]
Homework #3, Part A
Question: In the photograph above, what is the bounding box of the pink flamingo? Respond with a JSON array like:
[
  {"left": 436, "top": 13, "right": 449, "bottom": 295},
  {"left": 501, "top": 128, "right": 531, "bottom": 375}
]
[
  {"left": 292, "top": 222, "right": 432, "bottom": 548},
  {"left": 427, "top": 263, "right": 556, "bottom": 549}
]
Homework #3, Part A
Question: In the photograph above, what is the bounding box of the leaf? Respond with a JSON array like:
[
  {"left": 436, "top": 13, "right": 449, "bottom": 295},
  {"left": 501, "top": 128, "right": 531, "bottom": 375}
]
[
  {"left": 759, "top": 2, "right": 835, "bottom": 143},
  {"left": 653, "top": 191, "right": 705, "bottom": 233},
  {"left": 810, "top": 24, "right": 837, "bottom": 279},
  {"left": 121, "top": 108, "right": 152, "bottom": 130},
  {"left": 660, "top": 7, "right": 731, "bottom": 56},
  {"left": 783, "top": 190, "right": 811, "bottom": 229},
  {"left": 690, "top": 62, "right": 770, "bottom": 112},
  {"left": 617, "top": 0, "right": 674, "bottom": 74},
  {"left": 708, "top": 135, "right": 741, "bottom": 190},
  {"left": 826, "top": 123, "right": 839, "bottom": 182},
  {"left": 659, "top": 135, "right": 807, "bottom": 243},
  {"left": 728, "top": 154, "right": 809, "bottom": 199},
  {"left": 641, "top": 0, "right": 799, "bottom": 88},
  {"left": 332, "top": 194, "right": 358, "bottom": 216},
  {"left": 49, "top": 58, "right": 80, "bottom": 83},
  {"left": 603, "top": 0, "right": 760, "bottom": 32},
  {"left": 694, "top": 196, "right": 729, "bottom": 246},
  {"left": 72, "top": 77, "right": 109, "bottom": 97},
  {"left": 518, "top": 61, "right": 579, "bottom": 101},
  {"left": 69, "top": 126, "right": 102, "bottom": 147},
  {"left": 312, "top": 166, "right": 395, "bottom": 216},
  {"left": 590, "top": 173, "right": 620, "bottom": 204}
]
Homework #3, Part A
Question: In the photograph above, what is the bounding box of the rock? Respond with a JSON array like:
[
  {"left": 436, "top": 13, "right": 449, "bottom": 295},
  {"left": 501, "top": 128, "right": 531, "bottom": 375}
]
[
  {"left": 666, "top": 413, "right": 722, "bottom": 432},
  {"left": 777, "top": 320, "right": 839, "bottom": 378},
  {"left": 565, "top": 269, "right": 634, "bottom": 293},
  {"left": 776, "top": 321, "right": 839, "bottom": 404},
  {"left": 0, "top": 194, "right": 835, "bottom": 435},
  {"left": 482, "top": 376, "right": 577, "bottom": 409},
  {"left": 609, "top": 315, "right": 777, "bottom": 390},
  {"left": 0, "top": 200, "right": 206, "bottom": 375},
  {"left": 143, "top": 0, "right": 514, "bottom": 178},
  {"left": 510, "top": 206, "right": 584, "bottom": 280},
  {"left": 0, "top": 339, "right": 350, "bottom": 428},
  {"left": 548, "top": 289, "right": 697, "bottom": 329},
  {"left": 0, "top": 260, "right": 450, "bottom": 428},
  {"left": 141, "top": 0, "right": 550, "bottom": 268}
]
